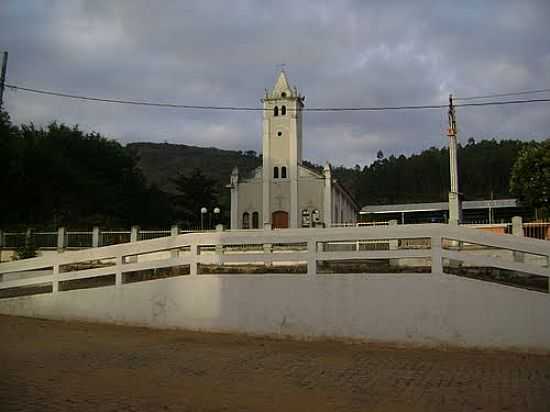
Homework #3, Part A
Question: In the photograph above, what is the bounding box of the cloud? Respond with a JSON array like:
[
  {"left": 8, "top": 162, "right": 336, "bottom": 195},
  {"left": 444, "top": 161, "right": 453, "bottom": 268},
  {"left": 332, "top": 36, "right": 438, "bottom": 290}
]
[{"left": 1, "top": 0, "right": 549, "bottom": 166}]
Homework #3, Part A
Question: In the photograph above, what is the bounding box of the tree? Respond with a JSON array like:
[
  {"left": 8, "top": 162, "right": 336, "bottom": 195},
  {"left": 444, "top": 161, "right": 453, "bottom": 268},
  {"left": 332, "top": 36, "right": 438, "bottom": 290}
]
[
  {"left": 510, "top": 139, "right": 550, "bottom": 216},
  {"left": 0, "top": 112, "right": 175, "bottom": 228},
  {"left": 171, "top": 168, "right": 218, "bottom": 226}
]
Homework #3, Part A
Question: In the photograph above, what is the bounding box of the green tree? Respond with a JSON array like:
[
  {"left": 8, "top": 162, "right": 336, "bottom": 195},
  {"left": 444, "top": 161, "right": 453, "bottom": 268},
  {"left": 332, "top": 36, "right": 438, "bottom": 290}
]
[
  {"left": 510, "top": 139, "right": 550, "bottom": 216},
  {"left": 171, "top": 168, "right": 218, "bottom": 226},
  {"left": 0, "top": 111, "right": 175, "bottom": 228}
]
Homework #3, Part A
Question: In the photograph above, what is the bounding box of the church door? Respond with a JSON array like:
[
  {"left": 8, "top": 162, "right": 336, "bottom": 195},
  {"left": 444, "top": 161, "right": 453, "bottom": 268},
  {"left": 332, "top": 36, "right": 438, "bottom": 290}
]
[{"left": 272, "top": 211, "right": 289, "bottom": 229}]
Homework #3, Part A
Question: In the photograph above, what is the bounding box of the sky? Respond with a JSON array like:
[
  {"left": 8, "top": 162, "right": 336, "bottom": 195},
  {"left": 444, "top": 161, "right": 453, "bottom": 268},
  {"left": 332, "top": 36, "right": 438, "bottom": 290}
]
[{"left": 1, "top": 0, "right": 549, "bottom": 166}]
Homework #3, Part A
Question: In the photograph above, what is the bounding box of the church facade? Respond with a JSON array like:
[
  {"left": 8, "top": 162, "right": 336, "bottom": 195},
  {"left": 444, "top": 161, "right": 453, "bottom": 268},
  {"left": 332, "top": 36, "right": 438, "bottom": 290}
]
[{"left": 227, "top": 71, "right": 358, "bottom": 229}]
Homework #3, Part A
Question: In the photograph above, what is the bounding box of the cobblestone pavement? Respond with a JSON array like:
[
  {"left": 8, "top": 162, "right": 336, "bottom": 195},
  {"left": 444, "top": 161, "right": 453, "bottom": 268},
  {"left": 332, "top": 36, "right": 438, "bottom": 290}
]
[{"left": 1, "top": 315, "right": 550, "bottom": 411}]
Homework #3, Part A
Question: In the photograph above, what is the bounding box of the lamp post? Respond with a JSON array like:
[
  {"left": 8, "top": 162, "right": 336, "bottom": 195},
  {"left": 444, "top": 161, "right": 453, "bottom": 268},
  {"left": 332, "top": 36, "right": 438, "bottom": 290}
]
[
  {"left": 213, "top": 207, "right": 220, "bottom": 228},
  {"left": 200, "top": 207, "right": 207, "bottom": 231}
]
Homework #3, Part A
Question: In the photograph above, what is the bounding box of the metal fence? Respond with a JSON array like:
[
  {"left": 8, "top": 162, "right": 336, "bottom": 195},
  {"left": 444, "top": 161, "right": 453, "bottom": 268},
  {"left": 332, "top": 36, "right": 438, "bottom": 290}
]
[
  {"left": 523, "top": 221, "right": 550, "bottom": 241},
  {"left": 1, "top": 219, "right": 549, "bottom": 252},
  {"left": 0, "top": 228, "right": 174, "bottom": 250}
]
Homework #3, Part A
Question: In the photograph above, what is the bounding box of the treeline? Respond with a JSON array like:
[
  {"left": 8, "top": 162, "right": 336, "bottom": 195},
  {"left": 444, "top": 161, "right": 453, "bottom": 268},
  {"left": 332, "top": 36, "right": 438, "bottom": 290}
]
[
  {"left": 331, "top": 138, "right": 530, "bottom": 205},
  {"left": 0, "top": 111, "right": 173, "bottom": 229}
]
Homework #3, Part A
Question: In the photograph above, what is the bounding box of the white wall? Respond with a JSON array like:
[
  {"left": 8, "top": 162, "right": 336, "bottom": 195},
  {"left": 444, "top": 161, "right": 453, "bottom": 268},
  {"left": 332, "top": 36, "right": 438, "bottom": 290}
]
[{"left": 1, "top": 272, "right": 550, "bottom": 351}]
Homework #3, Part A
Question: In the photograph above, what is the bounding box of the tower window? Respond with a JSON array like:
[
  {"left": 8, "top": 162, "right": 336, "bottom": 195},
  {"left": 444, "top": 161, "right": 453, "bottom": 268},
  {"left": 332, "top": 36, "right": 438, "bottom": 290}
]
[
  {"left": 281, "top": 105, "right": 286, "bottom": 115},
  {"left": 242, "top": 212, "right": 250, "bottom": 229},
  {"left": 252, "top": 212, "right": 259, "bottom": 229},
  {"left": 274, "top": 106, "right": 279, "bottom": 117},
  {"left": 277, "top": 131, "right": 282, "bottom": 136},
  {"left": 273, "top": 167, "right": 279, "bottom": 179},
  {"left": 281, "top": 166, "right": 287, "bottom": 178},
  {"left": 281, "top": 92, "right": 287, "bottom": 98}
]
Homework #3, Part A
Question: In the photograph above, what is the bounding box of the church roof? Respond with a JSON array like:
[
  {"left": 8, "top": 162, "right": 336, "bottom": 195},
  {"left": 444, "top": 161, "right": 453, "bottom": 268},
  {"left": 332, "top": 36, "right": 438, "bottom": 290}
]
[
  {"left": 265, "top": 70, "right": 302, "bottom": 100},
  {"left": 273, "top": 71, "right": 292, "bottom": 95}
]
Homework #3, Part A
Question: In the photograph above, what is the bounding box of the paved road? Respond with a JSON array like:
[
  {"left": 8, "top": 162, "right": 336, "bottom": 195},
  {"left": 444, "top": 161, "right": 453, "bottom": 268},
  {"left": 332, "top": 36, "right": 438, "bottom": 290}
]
[{"left": 1, "top": 315, "right": 549, "bottom": 411}]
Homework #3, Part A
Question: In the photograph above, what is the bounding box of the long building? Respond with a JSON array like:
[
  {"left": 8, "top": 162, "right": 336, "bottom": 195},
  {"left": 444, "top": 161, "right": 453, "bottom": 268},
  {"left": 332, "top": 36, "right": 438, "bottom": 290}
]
[{"left": 360, "top": 199, "right": 530, "bottom": 224}]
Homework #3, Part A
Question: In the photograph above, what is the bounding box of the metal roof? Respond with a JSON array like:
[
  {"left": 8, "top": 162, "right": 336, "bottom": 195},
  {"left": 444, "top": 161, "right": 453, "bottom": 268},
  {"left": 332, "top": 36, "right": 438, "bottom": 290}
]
[{"left": 360, "top": 199, "right": 519, "bottom": 214}]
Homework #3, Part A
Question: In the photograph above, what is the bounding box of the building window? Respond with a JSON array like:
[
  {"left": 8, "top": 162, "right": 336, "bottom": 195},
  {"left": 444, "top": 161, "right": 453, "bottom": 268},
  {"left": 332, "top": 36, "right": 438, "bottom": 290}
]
[
  {"left": 273, "top": 167, "right": 279, "bottom": 179},
  {"left": 281, "top": 92, "right": 287, "bottom": 98},
  {"left": 281, "top": 166, "right": 287, "bottom": 178},
  {"left": 274, "top": 106, "right": 279, "bottom": 117},
  {"left": 242, "top": 212, "right": 250, "bottom": 229},
  {"left": 252, "top": 212, "right": 259, "bottom": 229},
  {"left": 281, "top": 105, "right": 286, "bottom": 115},
  {"left": 277, "top": 131, "right": 282, "bottom": 136}
]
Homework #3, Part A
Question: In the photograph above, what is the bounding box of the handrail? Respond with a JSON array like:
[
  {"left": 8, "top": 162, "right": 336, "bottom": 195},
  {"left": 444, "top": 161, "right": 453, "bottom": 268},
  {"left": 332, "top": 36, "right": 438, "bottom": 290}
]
[{"left": 1, "top": 224, "right": 549, "bottom": 295}]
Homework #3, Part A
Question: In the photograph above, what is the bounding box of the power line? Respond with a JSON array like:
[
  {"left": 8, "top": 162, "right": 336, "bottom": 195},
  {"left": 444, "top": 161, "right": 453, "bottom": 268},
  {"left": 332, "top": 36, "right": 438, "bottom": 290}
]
[
  {"left": 455, "top": 88, "right": 550, "bottom": 101},
  {"left": 6, "top": 83, "right": 550, "bottom": 112},
  {"left": 5, "top": 84, "right": 261, "bottom": 111}
]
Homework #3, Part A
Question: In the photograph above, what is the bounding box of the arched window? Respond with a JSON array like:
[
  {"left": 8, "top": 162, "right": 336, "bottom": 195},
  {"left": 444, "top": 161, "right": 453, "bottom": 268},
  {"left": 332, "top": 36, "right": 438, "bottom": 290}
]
[
  {"left": 252, "top": 212, "right": 259, "bottom": 229},
  {"left": 242, "top": 212, "right": 250, "bottom": 229},
  {"left": 281, "top": 105, "right": 286, "bottom": 115},
  {"left": 274, "top": 106, "right": 279, "bottom": 117},
  {"left": 273, "top": 167, "right": 279, "bottom": 179},
  {"left": 281, "top": 166, "right": 287, "bottom": 178}
]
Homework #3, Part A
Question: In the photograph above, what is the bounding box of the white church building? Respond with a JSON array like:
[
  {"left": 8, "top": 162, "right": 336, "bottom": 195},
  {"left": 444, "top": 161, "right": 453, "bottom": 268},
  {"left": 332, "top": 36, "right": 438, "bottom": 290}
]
[{"left": 227, "top": 71, "right": 359, "bottom": 229}]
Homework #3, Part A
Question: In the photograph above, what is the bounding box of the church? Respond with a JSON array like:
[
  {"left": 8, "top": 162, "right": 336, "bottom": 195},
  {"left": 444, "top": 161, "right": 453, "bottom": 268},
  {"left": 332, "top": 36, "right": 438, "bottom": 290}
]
[{"left": 227, "top": 71, "right": 359, "bottom": 229}]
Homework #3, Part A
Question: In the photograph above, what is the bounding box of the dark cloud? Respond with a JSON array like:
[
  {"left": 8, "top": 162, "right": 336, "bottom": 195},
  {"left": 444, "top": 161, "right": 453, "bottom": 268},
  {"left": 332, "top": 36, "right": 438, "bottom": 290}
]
[{"left": 1, "top": 0, "right": 549, "bottom": 166}]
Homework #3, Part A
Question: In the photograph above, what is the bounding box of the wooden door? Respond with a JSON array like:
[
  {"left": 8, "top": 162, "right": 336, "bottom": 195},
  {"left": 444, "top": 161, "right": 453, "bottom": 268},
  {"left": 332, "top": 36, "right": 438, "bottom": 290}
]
[{"left": 272, "top": 211, "right": 289, "bottom": 229}]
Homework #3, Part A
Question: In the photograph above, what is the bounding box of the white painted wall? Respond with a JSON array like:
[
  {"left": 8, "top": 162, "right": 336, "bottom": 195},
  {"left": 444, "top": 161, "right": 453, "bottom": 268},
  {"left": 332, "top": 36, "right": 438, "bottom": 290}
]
[{"left": 1, "top": 272, "right": 549, "bottom": 351}]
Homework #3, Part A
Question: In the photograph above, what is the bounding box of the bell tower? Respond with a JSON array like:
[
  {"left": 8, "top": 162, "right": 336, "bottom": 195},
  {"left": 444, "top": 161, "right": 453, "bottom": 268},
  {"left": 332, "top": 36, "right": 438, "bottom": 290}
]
[{"left": 261, "top": 71, "right": 305, "bottom": 228}]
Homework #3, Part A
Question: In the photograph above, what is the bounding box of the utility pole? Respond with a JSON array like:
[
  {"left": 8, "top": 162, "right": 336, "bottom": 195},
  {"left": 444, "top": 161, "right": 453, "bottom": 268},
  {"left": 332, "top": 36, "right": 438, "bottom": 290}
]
[
  {"left": 0, "top": 51, "right": 7, "bottom": 110},
  {"left": 447, "top": 94, "right": 462, "bottom": 224}
]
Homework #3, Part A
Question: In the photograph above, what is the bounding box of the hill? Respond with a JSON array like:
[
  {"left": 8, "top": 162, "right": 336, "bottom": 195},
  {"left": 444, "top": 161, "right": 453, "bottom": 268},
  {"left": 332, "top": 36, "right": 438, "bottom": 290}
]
[
  {"left": 129, "top": 139, "right": 531, "bottom": 209},
  {"left": 127, "top": 143, "right": 261, "bottom": 194}
]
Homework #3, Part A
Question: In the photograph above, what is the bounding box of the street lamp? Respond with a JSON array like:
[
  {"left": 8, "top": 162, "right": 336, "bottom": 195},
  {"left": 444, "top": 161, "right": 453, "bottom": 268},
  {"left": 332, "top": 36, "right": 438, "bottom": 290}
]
[
  {"left": 200, "top": 207, "right": 207, "bottom": 231},
  {"left": 213, "top": 207, "right": 220, "bottom": 228}
]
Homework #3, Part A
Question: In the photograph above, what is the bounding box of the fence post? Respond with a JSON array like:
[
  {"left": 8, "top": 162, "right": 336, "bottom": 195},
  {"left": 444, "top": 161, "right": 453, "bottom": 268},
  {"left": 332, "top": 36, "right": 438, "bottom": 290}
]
[
  {"left": 170, "top": 224, "right": 180, "bottom": 259},
  {"left": 512, "top": 216, "right": 524, "bottom": 236},
  {"left": 512, "top": 216, "right": 524, "bottom": 263},
  {"left": 52, "top": 264, "right": 59, "bottom": 293},
  {"left": 115, "top": 256, "right": 123, "bottom": 286},
  {"left": 388, "top": 220, "right": 399, "bottom": 267},
  {"left": 263, "top": 242, "right": 273, "bottom": 269},
  {"left": 171, "top": 224, "right": 179, "bottom": 237},
  {"left": 215, "top": 224, "right": 224, "bottom": 257},
  {"left": 190, "top": 240, "right": 198, "bottom": 275},
  {"left": 130, "top": 225, "right": 140, "bottom": 243},
  {"left": 92, "top": 226, "right": 100, "bottom": 248},
  {"left": 431, "top": 235, "right": 443, "bottom": 274},
  {"left": 57, "top": 227, "right": 66, "bottom": 253},
  {"left": 0, "top": 229, "right": 3, "bottom": 265},
  {"left": 307, "top": 239, "right": 316, "bottom": 275}
]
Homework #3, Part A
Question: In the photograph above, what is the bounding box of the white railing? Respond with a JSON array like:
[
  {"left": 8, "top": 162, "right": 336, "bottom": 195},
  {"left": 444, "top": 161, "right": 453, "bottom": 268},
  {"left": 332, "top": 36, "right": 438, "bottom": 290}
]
[{"left": 1, "top": 224, "right": 548, "bottom": 298}]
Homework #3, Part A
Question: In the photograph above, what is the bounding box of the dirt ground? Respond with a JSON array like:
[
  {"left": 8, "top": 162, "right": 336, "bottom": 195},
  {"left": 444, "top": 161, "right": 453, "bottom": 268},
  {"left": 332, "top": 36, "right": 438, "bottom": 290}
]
[{"left": 1, "top": 315, "right": 549, "bottom": 412}]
